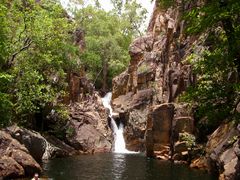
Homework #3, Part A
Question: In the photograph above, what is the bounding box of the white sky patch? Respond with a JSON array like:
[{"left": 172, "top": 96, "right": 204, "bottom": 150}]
[{"left": 60, "top": 0, "right": 154, "bottom": 30}]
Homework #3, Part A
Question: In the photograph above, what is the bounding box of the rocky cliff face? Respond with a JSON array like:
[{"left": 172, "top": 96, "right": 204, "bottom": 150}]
[
  {"left": 66, "top": 91, "right": 112, "bottom": 153},
  {"left": 0, "top": 130, "right": 42, "bottom": 179},
  {"left": 112, "top": 1, "right": 240, "bottom": 179},
  {"left": 206, "top": 123, "right": 240, "bottom": 180},
  {"left": 63, "top": 28, "right": 112, "bottom": 153},
  {"left": 112, "top": 1, "right": 196, "bottom": 155}
]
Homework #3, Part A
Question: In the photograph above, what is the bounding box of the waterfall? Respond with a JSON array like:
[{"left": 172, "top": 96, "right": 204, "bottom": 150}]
[{"left": 102, "top": 92, "right": 137, "bottom": 154}]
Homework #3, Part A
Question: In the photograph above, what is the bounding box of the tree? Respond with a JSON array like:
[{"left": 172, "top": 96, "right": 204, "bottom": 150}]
[
  {"left": 0, "top": 0, "right": 80, "bottom": 128},
  {"left": 74, "top": 1, "right": 146, "bottom": 92},
  {"left": 181, "top": 0, "right": 240, "bottom": 135},
  {"left": 0, "top": 1, "right": 14, "bottom": 127}
]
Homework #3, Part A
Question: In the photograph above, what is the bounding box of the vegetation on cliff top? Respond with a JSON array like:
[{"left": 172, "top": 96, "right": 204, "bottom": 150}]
[
  {"left": 74, "top": 0, "right": 146, "bottom": 91},
  {"left": 0, "top": 0, "right": 146, "bottom": 129}
]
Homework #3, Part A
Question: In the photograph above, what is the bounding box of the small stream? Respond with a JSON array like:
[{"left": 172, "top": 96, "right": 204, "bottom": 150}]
[{"left": 41, "top": 153, "right": 216, "bottom": 180}]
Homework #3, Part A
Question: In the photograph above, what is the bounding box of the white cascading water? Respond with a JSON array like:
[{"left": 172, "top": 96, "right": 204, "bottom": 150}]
[{"left": 102, "top": 92, "right": 137, "bottom": 154}]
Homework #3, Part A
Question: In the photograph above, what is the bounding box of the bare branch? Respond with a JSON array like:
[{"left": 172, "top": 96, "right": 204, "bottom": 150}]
[{"left": 5, "top": 37, "right": 32, "bottom": 69}]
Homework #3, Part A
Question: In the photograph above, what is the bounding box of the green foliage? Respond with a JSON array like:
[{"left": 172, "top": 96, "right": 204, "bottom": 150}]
[
  {"left": 47, "top": 104, "right": 70, "bottom": 139},
  {"left": 181, "top": 0, "right": 240, "bottom": 135},
  {"left": 66, "top": 126, "right": 75, "bottom": 138},
  {"left": 227, "top": 135, "right": 238, "bottom": 146},
  {"left": 155, "top": 0, "right": 174, "bottom": 8},
  {"left": 179, "top": 132, "right": 196, "bottom": 149},
  {"left": 0, "top": 0, "right": 80, "bottom": 127},
  {"left": 0, "top": 0, "right": 147, "bottom": 128},
  {"left": 0, "top": 76, "right": 11, "bottom": 126},
  {"left": 74, "top": 2, "right": 146, "bottom": 90},
  {"left": 0, "top": 91, "right": 13, "bottom": 127}
]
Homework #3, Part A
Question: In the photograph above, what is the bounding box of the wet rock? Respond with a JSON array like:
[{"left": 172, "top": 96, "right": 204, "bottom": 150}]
[
  {"left": 0, "top": 130, "right": 42, "bottom": 178},
  {"left": 67, "top": 93, "right": 112, "bottom": 153},
  {"left": 156, "top": 154, "right": 169, "bottom": 160},
  {"left": 206, "top": 123, "right": 240, "bottom": 180},
  {"left": 0, "top": 156, "right": 24, "bottom": 179},
  {"left": 172, "top": 153, "right": 182, "bottom": 161},
  {"left": 145, "top": 103, "right": 174, "bottom": 156},
  {"left": 112, "top": 90, "right": 153, "bottom": 151},
  {"left": 174, "top": 141, "right": 188, "bottom": 153},
  {"left": 6, "top": 125, "right": 66, "bottom": 161},
  {"left": 43, "top": 135, "right": 78, "bottom": 156},
  {"left": 190, "top": 157, "right": 208, "bottom": 170},
  {"left": 155, "top": 146, "right": 171, "bottom": 160},
  {"left": 145, "top": 129, "right": 154, "bottom": 157},
  {"left": 67, "top": 123, "right": 111, "bottom": 153},
  {"left": 173, "top": 117, "right": 194, "bottom": 140}
]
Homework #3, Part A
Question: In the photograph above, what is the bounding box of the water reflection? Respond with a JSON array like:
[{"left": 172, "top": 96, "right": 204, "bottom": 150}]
[
  {"left": 112, "top": 154, "right": 126, "bottom": 180},
  {"left": 42, "top": 153, "right": 216, "bottom": 180}
]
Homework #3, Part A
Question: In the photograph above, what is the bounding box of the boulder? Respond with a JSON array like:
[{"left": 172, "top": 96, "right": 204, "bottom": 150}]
[
  {"left": 66, "top": 123, "right": 111, "bottom": 153},
  {"left": 174, "top": 141, "right": 188, "bottom": 153},
  {"left": 206, "top": 123, "right": 240, "bottom": 180},
  {"left": 112, "top": 89, "right": 154, "bottom": 151},
  {"left": 6, "top": 125, "right": 67, "bottom": 161},
  {"left": 173, "top": 116, "right": 194, "bottom": 140},
  {"left": 145, "top": 103, "right": 174, "bottom": 157},
  {"left": 145, "top": 129, "right": 154, "bottom": 157},
  {"left": 0, "top": 156, "right": 24, "bottom": 179},
  {"left": 43, "top": 135, "right": 78, "bottom": 156},
  {"left": 67, "top": 94, "right": 112, "bottom": 153},
  {"left": 0, "top": 130, "right": 42, "bottom": 178},
  {"left": 172, "top": 153, "right": 182, "bottom": 161},
  {"left": 112, "top": 70, "right": 129, "bottom": 99},
  {"left": 190, "top": 157, "right": 208, "bottom": 170},
  {"left": 151, "top": 103, "right": 174, "bottom": 146},
  {"left": 155, "top": 146, "right": 170, "bottom": 160}
]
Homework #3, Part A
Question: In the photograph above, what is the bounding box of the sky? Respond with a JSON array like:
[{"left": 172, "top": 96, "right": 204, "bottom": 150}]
[{"left": 60, "top": 0, "right": 155, "bottom": 30}]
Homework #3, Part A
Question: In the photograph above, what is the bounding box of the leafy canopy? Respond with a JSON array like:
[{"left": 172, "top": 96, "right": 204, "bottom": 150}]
[
  {"left": 0, "top": 0, "right": 80, "bottom": 127},
  {"left": 74, "top": 0, "right": 146, "bottom": 90},
  {"left": 181, "top": 0, "right": 240, "bottom": 134}
]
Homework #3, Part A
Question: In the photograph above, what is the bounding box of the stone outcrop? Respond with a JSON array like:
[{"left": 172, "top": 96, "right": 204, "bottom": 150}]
[
  {"left": 112, "top": 1, "right": 197, "bottom": 155},
  {"left": 113, "top": 89, "right": 153, "bottom": 151},
  {"left": 66, "top": 92, "right": 112, "bottom": 153},
  {"left": 113, "top": 0, "right": 239, "bottom": 179},
  {"left": 0, "top": 125, "right": 80, "bottom": 179},
  {"left": 43, "top": 134, "right": 78, "bottom": 156},
  {"left": 0, "top": 130, "right": 42, "bottom": 179},
  {"left": 206, "top": 123, "right": 240, "bottom": 180},
  {"left": 6, "top": 125, "right": 71, "bottom": 161},
  {"left": 145, "top": 103, "right": 174, "bottom": 155},
  {"left": 68, "top": 74, "right": 95, "bottom": 104}
]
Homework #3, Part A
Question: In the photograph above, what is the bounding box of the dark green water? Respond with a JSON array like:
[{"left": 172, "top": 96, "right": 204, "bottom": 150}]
[{"left": 42, "top": 153, "right": 216, "bottom": 180}]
